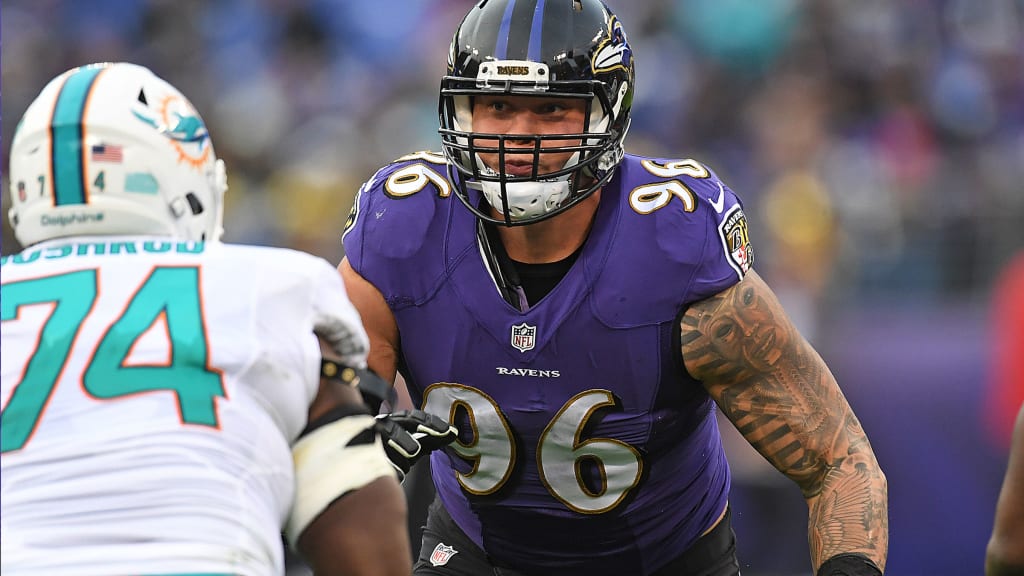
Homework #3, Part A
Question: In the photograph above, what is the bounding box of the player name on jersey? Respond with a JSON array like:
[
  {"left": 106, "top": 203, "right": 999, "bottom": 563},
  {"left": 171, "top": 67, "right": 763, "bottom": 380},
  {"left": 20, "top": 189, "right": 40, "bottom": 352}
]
[{"left": 1, "top": 240, "right": 206, "bottom": 266}]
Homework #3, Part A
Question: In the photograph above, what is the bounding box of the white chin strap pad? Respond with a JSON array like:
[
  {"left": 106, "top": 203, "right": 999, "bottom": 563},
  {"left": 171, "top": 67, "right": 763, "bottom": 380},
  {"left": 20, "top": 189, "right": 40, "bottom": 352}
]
[{"left": 478, "top": 180, "right": 571, "bottom": 221}]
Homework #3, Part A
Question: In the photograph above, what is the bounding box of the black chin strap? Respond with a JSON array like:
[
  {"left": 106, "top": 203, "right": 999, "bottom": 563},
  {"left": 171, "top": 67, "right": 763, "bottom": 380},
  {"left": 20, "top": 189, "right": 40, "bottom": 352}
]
[{"left": 477, "top": 218, "right": 530, "bottom": 312}]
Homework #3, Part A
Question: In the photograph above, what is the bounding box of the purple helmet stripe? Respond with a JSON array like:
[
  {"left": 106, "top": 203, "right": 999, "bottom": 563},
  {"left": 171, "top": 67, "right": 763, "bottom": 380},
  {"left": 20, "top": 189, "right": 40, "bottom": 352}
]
[
  {"left": 495, "top": 0, "right": 518, "bottom": 60},
  {"left": 527, "top": 0, "right": 546, "bottom": 62}
]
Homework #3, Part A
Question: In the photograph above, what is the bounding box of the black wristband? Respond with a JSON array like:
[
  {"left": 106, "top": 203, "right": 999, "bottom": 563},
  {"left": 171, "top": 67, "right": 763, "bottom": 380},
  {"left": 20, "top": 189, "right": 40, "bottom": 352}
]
[
  {"left": 298, "top": 403, "right": 372, "bottom": 437},
  {"left": 320, "top": 358, "right": 360, "bottom": 386},
  {"left": 320, "top": 359, "right": 396, "bottom": 413},
  {"left": 816, "top": 554, "right": 883, "bottom": 576}
]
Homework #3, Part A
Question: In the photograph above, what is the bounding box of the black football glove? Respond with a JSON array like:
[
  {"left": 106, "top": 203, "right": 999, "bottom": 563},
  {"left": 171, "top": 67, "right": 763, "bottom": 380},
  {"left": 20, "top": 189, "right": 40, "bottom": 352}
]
[{"left": 375, "top": 410, "right": 458, "bottom": 482}]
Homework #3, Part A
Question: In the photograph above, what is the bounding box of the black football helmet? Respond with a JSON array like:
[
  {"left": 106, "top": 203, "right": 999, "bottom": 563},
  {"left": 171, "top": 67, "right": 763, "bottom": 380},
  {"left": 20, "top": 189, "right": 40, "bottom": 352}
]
[{"left": 439, "top": 0, "right": 634, "bottom": 226}]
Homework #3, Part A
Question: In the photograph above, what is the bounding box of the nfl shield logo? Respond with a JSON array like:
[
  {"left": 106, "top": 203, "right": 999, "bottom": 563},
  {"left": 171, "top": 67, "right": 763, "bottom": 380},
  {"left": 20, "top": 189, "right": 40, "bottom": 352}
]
[
  {"left": 510, "top": 322, "right": 537, "bottom": 353},
  {"left": 429, "top": 543, "right": 458, "bottom": 567}
]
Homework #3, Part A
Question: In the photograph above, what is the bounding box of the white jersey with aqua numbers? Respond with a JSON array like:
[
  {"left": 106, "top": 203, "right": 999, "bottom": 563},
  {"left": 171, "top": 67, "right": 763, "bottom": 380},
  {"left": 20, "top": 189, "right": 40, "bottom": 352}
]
[{"left": 0, "top": 236, "right": 368, "bottom": 576}]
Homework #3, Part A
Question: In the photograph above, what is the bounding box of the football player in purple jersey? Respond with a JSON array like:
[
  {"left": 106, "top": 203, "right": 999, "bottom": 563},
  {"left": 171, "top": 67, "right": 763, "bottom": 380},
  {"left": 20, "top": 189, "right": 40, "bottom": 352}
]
[{"left": 340, "top": 1, "right": 888, "bottom": 575}]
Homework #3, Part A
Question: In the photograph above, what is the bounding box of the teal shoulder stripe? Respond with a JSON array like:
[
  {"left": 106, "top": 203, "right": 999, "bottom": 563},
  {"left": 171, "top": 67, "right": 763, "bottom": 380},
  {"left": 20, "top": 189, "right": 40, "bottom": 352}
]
[{"left": 51, "top": 66, "right": 103, "bottom": 206}]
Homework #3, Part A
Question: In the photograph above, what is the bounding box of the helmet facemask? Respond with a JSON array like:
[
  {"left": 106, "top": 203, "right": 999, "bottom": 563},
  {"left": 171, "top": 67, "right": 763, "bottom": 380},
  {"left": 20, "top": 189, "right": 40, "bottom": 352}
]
[{"left": 438, "top": 0, "right": 634, "bottom": 226}]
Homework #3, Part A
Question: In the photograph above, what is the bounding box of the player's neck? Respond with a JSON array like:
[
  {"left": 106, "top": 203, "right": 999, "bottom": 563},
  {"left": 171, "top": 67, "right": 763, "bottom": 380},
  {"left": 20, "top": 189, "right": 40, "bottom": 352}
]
[{"left": 497, "top": 190, "right": 600, "bottom": 264}]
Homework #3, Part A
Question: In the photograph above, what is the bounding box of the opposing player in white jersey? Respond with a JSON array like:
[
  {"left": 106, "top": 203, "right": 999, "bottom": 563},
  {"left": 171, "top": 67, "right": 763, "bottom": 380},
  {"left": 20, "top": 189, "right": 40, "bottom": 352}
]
[{"left": 1, "top": 62, "right": 425, "bottom": 576}]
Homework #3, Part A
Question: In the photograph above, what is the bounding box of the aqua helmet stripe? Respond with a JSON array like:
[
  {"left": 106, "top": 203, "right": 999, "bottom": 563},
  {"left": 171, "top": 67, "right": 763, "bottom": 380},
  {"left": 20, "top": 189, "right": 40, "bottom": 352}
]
[{"left": 50, "top": 66, "right": 104, "bottom": 206}]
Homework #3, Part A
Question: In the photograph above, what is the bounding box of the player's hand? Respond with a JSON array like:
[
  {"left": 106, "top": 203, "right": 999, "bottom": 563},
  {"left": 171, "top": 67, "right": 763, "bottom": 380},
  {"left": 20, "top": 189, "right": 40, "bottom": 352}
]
[{"left": 375, "top": 410, "right": 458, "bottom": 482}]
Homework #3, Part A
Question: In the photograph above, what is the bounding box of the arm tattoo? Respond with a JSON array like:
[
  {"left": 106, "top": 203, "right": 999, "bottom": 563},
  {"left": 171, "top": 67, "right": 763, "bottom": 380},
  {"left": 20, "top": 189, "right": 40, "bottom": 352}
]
[{"left": 681, "top": 270, "right": 888, "bottom": 571}]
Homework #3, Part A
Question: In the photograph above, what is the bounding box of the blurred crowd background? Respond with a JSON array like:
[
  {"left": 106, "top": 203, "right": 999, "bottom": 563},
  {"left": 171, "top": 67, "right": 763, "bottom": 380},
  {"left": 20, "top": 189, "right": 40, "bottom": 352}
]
[{"left": 2, "top": 1, "right": 1023, "bottom": 574}]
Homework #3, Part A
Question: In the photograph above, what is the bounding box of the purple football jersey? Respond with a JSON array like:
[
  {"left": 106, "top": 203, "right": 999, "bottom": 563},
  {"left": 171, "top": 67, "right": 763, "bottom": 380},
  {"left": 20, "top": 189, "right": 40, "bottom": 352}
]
[{"left": 344, "top": 152, "right": 753, "bottom": 575}]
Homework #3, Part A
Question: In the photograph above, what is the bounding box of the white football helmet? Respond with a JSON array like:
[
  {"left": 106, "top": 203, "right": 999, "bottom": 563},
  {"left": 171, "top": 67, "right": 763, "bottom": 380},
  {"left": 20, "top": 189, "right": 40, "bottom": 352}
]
[{"left": 7, "top": 62, "right": 227, "bottom": 247}]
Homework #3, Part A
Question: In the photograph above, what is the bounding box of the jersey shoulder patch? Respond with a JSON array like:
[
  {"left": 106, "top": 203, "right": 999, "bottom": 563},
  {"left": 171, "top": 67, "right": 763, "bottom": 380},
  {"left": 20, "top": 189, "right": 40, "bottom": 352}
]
[
  {"left": 714, "top": 203, "right": 753, "bottom": 279},
  {"left": 625, "top": 155, "right": 753, "bottom": 278}
]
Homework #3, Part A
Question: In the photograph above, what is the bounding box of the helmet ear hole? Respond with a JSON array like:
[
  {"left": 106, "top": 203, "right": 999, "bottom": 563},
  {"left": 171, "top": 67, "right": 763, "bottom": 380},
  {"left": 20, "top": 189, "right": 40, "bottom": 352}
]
[{"left": 185, "top": 192, "right": 205, "bottom": 215}]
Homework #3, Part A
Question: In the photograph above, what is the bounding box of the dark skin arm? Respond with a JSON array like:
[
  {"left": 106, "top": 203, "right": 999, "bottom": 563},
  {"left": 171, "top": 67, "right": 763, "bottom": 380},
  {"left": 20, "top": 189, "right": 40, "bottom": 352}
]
[
  {"left": 987, "top": 404, "right": 1024, "bottom": 576},
  {"left": 681, "top": 270, "right": 888, "bottom": 572},
  {"left": 293, "top": 336, "right": 411, "bottom": 576}
]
